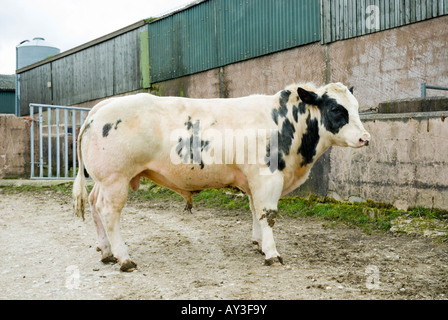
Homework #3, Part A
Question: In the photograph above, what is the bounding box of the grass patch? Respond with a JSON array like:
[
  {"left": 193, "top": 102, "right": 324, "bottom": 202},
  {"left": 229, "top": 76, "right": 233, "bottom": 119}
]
[
  {"left": 278, "top": 195, "right": 404, "bottom": 234},
  {"left": 129, "top": 183, "right": 183, "bottom": 202},
  {"left": 2, "top": 180, "right": 447, "bottom": 237},
  {"left": 193, "top": 188, "right": 250, "bottom": 211}
]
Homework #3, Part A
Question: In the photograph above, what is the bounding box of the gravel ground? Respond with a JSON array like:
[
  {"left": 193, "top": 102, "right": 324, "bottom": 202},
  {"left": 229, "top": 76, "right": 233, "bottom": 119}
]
[{"left": 0, "top": 185, "right": 447, "bottom": 300}]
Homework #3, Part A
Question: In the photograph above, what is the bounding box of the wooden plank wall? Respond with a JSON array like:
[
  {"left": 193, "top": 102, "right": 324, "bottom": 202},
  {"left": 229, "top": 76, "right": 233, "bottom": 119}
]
[{"left": 19, "top": 64, "right": 52, "bottom": 116}]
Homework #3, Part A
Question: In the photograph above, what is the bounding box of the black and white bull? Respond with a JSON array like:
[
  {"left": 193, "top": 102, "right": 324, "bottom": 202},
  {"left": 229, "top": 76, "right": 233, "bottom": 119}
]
[{"left": 73, "top": 82, "right": 370, "bottom": 271}]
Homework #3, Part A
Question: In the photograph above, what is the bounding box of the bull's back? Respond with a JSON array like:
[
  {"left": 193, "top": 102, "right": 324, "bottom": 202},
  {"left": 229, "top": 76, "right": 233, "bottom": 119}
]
[{"left": 82, "top": 93, "right": 275, "bottom": 186}]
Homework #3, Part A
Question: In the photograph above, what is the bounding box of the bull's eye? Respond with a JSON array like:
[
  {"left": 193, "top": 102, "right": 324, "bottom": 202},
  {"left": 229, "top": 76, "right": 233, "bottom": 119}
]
[
  {"left": 319, "top": 95, "right": 349, "bottom": 134},
  {"left": 331, "top": 106, "right": 344, "bottom": 115}
]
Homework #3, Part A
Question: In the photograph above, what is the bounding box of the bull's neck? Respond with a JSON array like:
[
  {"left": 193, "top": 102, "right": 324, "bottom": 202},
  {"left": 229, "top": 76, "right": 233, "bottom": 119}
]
[{"left": 271, "top": 90, "right": 331, "bottom": 174}]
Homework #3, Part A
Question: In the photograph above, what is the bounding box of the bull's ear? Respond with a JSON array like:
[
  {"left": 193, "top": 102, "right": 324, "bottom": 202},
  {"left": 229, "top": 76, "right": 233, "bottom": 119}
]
[
  {"left": 349, "top": 86, "right": 354, "bottom": 94},
  {"left": 297, "top": 87, "right": 319, "bottom": 105}
]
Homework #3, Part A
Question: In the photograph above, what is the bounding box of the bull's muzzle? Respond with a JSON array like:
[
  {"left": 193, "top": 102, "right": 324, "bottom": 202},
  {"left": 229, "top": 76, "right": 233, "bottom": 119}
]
[{"left": 359, "top": 133, "right": 371, "bottom": 147}]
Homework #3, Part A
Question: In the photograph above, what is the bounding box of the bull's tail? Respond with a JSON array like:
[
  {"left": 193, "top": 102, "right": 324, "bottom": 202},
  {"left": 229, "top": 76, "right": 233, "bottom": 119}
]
[{"left": 73, "top": 121, "right": 88, "bottom": 220}]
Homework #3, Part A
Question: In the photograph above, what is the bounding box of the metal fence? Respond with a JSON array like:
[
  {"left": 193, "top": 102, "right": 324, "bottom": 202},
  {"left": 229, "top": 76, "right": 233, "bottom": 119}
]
[{"left": 30, "top": 103, "right": 90, "bottom": 179}]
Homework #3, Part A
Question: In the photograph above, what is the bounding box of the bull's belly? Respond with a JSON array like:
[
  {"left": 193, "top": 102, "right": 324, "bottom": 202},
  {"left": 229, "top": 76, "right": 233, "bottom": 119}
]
[{"left": 139, "top": 161, "right": 250, "bottom": 194}]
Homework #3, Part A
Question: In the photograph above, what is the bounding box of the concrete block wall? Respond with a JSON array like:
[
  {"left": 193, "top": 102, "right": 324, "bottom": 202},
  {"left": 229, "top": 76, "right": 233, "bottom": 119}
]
[
  {"left": 329, "top": 112, "right": 448, "bottom": 211},
  {"left": 0, "top": 115, "right": 34, "bottom": 178}
]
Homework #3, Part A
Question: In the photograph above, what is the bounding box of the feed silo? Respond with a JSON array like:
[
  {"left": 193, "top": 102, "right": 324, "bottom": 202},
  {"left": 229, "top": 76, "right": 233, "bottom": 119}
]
[
  {"left": 16, "top": 37, "right": 60, "bottom": 69},
  {"left": 15, "top": 37, "right": 60, "bottom": 116}
]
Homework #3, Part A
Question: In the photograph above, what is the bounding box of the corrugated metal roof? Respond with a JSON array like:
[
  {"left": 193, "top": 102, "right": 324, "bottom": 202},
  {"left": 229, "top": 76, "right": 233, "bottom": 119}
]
[{"left": 0, "top": 74, "right": 15, "bottom": 91}]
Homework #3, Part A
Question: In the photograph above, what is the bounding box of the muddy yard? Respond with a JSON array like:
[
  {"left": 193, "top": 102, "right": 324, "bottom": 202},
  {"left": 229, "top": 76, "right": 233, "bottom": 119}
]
[{"left": 0, "top": 186, "right": 447, "bottom": 300}]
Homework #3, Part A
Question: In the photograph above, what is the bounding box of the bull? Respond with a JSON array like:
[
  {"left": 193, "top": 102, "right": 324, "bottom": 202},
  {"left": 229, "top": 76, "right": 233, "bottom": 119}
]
[{"left": 73, "top": 82, "right": 370, "bottom": 271}]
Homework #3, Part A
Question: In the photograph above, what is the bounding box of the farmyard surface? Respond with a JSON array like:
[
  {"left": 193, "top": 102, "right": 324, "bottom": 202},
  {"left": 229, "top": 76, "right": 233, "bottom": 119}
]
[{"left": 0, "top": 187, "right": 447, "bottom": 300}]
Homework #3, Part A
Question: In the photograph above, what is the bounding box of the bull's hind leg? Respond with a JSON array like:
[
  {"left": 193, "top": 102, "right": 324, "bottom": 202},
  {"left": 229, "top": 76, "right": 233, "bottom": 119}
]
[
  {"left": 95, "top": 177, "right": 136, "bottom": 272},
  {"left": 180, "top": 191, "right": 197, "bottom": 214},
  {"left": 89, "top": 184, "right": 117, "bottom": 264}
]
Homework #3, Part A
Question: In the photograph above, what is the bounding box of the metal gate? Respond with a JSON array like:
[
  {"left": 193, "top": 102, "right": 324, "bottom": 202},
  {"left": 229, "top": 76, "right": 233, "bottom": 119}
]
[{"left": 30, "top": 103, "right": 90, "bottom": 179}]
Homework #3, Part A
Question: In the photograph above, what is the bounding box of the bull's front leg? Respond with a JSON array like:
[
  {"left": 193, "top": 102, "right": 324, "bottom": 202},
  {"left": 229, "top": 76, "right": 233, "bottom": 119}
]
[
  {"left": 249, "top": 173, "right": 284, "bottom": 266},
  {"left": 248, "top": 196, "right": 262, "bottom": 253}
]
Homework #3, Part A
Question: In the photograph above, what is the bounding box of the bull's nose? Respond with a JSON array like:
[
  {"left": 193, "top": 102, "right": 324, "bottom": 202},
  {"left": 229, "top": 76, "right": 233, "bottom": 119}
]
[{"left": 359, "top": 133, "right": 371, "bottom": 147}]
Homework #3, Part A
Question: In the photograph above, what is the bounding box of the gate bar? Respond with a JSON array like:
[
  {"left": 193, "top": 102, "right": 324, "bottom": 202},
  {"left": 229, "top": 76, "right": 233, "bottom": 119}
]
[
  {"left": 29, "top": 103, "right": 90, "bottom": 180},
  {"left": 30, "top": 105, "right": 34, "bottom": 178},
  {"left": 56, "top": 108, "right": 60, "bottom": 178},
  {"left": 38, "top": 107, "right": 43, "bottom": 178},
  {"left": 48, "top": 108, "right": 52, "bottom": 177},
  {"left": 421, "top": 83, "right": 448, "bottom": 98}
]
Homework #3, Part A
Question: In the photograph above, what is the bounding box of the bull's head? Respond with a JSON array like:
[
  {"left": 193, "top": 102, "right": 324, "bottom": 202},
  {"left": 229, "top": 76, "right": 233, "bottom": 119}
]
[{"left": 297, "top": 82, "right": 370, "bottom": 148}]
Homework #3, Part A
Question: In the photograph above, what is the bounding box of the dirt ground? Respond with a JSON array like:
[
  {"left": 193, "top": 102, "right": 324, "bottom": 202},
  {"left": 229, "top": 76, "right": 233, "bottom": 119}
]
[{"left": 0, "top": 186, "right": 447, "bottom": 300}]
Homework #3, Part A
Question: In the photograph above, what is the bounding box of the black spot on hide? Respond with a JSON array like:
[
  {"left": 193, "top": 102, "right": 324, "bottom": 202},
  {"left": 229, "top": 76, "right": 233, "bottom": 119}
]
[
  {"left": 278, "top": 118, "right": 295, "bottom": 156},
  {"left": 102, "top": 123, "right": 113, "bottom": 137},
  {"left": 184, "top": 116, "right": 193, "bottom": 130},
  {"left": 298, "top": 114, "right": 320, "bottom": 166},
  {"left": 271, "top": 90, "right": 291, "bottom": 125},
  {"left": 292, "top": 106, "right": 298, "bottom": 122},
  {"left": 176, "top": 117, "right": 211, "bottom": 169},
  {"left": 102, "top": 119, "right": 123, "bottom": 138},
  {"left": 298, "top": 102, "right": 306, "bottom": 115},
  {"left": 266, "top": 90, "right": 296, "bottom": 172},
  {"left": 278, "top": 90, "right": 291, "bottom": 118},
  {"left": 271, "top": 109, "right": 279, "bottom": 125},
  {"left": 292, "top": 102, "right": 307, "bottom": 123}
]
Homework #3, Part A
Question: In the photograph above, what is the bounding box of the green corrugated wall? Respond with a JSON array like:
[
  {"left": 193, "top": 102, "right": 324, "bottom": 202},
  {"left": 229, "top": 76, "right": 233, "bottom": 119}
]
[
  {"left": 148, "top": 0, "right": 321, "bottom": 83},
  {"left": 0, "top": 91, "right": 16, "bottom": 114}
]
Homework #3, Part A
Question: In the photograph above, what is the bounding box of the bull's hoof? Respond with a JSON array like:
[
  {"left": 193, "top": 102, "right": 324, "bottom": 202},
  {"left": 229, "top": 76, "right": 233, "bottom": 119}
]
[
  {"left": 120, "top": 260, "right": 137, "bottom": 272},
  {"left": 184, "top": 203, "right": 193, "bottom": 214},
  {"left": 101, "top": 255, "right": 118, "bottom": 264},
  {"left": 252, "top": 241, "right": 263, "bottom": 254},
  {"left": 264, "top": 256, "right": 284, "bottom": 266}
]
